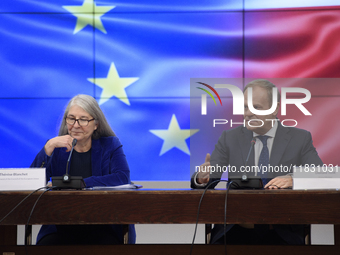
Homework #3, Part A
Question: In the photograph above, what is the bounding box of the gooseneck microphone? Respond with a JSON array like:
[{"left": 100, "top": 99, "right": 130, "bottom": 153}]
[
  {"left": 52, "top": 138, "right": 86, "bottom": 189},
  {"left": 241, "top": 137, "right": 256, "bottom": 181},
  {"left": 228, "top": 137, "right": 263, "bottom": 189},
  {"left": 63, "top": 138, "right": 77, "bottom": 183}
]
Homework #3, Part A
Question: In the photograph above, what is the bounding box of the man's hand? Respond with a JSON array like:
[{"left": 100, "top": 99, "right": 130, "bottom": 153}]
[
  {"left": 197, "top": 153, "right": 211, "bottom": 184},
  {"left": 265, "top": 175, "right": 293, "bottom": 189}
]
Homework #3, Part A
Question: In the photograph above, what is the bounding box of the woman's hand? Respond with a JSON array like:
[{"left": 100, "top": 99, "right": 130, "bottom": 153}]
[{"left": 44, "top": 135, "right": 75, "bottom": 156}]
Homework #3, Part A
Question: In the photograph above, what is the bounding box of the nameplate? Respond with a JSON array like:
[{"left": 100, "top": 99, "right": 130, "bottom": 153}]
[
  {"left": 0, "top": 168, "right": 46, "bottom": 191},
  {"left": 293, "top": 166, "right": 340, "bottom": 190}
]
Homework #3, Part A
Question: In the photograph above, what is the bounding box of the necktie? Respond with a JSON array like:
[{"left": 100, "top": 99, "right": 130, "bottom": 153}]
[{"left": 257, "top": 135, "right": 270, "bottom": 186}]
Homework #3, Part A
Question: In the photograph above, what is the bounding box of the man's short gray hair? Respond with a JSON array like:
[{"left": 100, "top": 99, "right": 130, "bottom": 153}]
[{"left": 243, "top": 79, "right": 281, "bottom": 106}]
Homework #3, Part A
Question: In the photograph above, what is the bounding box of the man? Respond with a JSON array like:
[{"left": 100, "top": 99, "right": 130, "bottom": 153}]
[{"left": 191, "top": 79, "right": 323, "bottom": 245}]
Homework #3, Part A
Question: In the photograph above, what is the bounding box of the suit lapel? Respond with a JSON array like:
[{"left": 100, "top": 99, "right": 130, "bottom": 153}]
[
  {"left": 270, "top": 123, "right": 291, "bottom": 166},
  {"left": 91, "top": 139, "right": 102, "bottom": 176},
  {"left": 239, "top": 127, "right": 255, "bottom": 166}
]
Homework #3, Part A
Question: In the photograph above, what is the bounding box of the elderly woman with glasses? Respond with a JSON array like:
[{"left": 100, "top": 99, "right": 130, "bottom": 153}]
[{"left": 31, "top": 94, "right": 135, "bottom": 245}]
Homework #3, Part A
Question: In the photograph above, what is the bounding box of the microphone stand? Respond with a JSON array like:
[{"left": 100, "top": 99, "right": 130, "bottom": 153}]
[
  {"left": 228, "top": 138, "right": 263, "bottom": 189},
  {"left": 52, "top": 139, "right": 86, "bottom": 190}
]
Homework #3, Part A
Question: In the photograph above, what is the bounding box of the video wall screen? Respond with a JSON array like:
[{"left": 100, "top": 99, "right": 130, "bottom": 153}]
[{"left": 0, "top": 1, "right": 339, "bottom": 181}]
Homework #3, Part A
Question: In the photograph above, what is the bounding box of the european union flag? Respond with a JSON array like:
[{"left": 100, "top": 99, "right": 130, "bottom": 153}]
[
  {"left": 1, "top": 0, "right": 339, "bottom": 181},
  {"left": 0, "top": 0, "right": 242, "bottom": 181}
]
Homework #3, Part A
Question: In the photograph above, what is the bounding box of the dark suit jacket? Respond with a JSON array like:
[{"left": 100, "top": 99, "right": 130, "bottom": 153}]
[{"left": 191, "top": 122, "right": 323, "bottom": 244}]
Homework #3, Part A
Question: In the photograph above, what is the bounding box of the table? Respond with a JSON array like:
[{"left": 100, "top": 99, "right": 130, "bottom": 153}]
[{"left": 1, "top": 189, "right": 340, "bottom": 254}]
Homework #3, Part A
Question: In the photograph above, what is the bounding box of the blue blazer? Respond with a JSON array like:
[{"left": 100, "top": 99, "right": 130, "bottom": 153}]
[{"left": 31, "top": 136, "right": 136, "bottom": 244}]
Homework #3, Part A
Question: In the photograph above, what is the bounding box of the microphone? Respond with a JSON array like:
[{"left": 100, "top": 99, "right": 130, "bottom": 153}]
[
  {"left": 52, "top": 138, "right": 86, "bottom": 189},
  {"left": 63, "top": 138, "right": 77, "bottom": 182},
  {"left": 228, "top": 137, "right": 263, "bottom": 189},
  {"left": 241, "top": 137, "right": 256, "bottom": 181}
]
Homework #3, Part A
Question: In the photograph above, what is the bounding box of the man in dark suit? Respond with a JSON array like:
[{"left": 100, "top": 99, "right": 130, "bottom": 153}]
[{"left": 191, "top": 79, "right": 323, "bottom": 245}]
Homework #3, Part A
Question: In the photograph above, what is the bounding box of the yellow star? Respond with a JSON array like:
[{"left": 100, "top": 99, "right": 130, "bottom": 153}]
[
  {"left": 63, "top": 0, "right": 115, "bottom": 34},
  {"left": 150, "top": 114, "right": 199, "bottom": 156},
  {"left": 88, "top": 62, "right": 139, "bottom": 105}
]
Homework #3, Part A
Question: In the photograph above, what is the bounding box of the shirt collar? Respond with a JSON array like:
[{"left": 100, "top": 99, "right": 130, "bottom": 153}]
[{"left": 253, "top": 120, "right": 278, "bottom": 138}]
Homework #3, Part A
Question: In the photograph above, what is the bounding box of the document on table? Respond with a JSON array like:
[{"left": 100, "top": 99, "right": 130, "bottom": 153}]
[{"left": 88, "top": 183, "right": 143, "bottom": 190}]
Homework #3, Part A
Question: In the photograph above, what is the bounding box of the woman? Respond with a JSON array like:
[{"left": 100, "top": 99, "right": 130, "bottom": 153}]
[{"left": 31, "top": 94, "right": 135, "bottom": 245}]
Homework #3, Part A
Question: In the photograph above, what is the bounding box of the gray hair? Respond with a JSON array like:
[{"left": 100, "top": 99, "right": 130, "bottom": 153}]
[
  {"left": 58, "top": 94, "right": 115, "bottom": 139},
  {"left": 243, "top": 79, "right": 281, "bottom": 106}
]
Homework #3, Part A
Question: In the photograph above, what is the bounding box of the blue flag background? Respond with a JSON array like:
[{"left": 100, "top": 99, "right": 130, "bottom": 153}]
[{"left": 1, "top": 1, "right": 340, "bottom": 181}]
